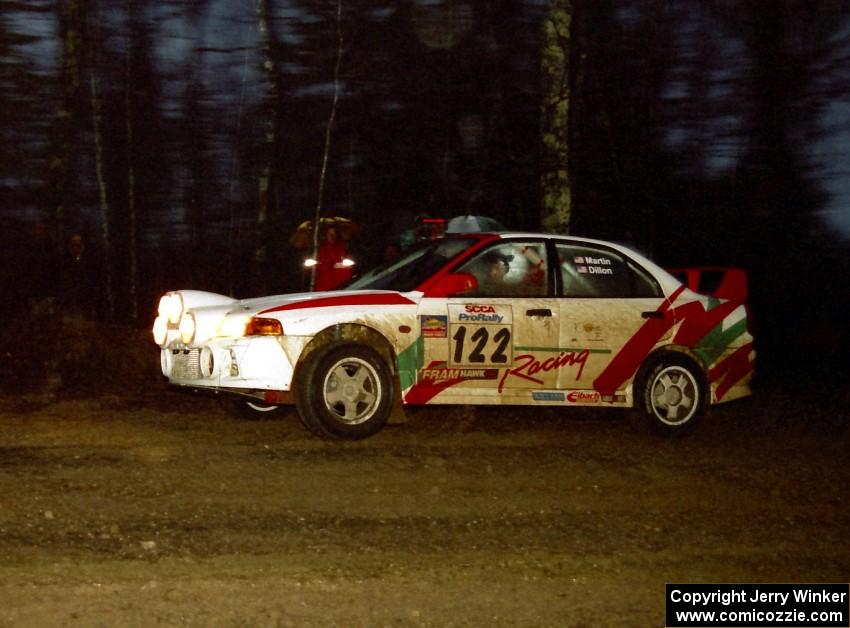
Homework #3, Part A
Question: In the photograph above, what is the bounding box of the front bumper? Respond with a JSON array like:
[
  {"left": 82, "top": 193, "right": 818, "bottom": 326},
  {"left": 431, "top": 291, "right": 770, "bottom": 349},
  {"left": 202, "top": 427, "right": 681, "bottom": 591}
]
[{"left": 160, "top": 336, "right": 295, "bottom": 393}]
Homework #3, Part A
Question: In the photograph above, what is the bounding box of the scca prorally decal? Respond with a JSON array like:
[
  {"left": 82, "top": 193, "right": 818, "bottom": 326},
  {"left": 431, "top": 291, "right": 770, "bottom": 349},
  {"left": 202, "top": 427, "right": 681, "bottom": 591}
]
[
  {"left": 498, "top": 349, "right": 590, "bottom": 393},
  {"left": 457, "top": 304, "right": 504, "bottom": 324},
  {"left": 594, "top": 286, "right": 753, "bottom": 398}
]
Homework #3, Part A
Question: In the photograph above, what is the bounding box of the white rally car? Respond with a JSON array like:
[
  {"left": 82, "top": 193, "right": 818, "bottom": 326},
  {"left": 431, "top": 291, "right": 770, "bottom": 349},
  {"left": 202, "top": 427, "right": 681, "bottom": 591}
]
[{"left": 153, "top": 233, "right": 755, "bottom": 439}]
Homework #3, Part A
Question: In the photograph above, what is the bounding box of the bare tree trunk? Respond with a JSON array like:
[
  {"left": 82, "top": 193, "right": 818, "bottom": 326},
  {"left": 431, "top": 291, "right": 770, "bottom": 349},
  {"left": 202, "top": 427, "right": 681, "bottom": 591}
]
[
  {"left": 125, "top": 0, "right": 138, "bottom": 322},
  {"left": 310, "top": 0, "right": 344, "bottom": 291},
  {"left": 52, "top": 0, "right": 84, "bottom": 257},
  {"left": 540, "top": 0, "right": 572, "bottom": 234},
  {"left": 254, "top": 0, "right": 278, "bottom": 295},
  {"left": 90, "top": 53, "right": 115, "bottom": 319}
]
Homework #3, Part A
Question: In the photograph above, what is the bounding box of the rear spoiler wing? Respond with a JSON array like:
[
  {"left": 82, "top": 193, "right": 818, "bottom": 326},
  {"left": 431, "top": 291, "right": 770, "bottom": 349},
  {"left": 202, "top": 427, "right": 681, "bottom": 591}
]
[{"left": 668, "top": 267, "right": 748, "bottom": 303}]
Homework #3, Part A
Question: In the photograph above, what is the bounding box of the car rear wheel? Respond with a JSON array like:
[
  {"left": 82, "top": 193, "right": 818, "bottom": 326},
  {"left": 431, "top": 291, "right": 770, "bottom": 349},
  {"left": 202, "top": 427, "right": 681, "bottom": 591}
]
[
  {"left": 295, "top": 343, "right": 393, "bottom": 440},
  {"left": 638, "top": 355, "right": 706, "bottom": 434}
]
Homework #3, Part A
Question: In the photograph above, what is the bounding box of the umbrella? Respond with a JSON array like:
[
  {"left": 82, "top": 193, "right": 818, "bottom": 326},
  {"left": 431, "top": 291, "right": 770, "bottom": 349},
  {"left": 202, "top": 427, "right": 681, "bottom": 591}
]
[
  {"left": 445, "top": 214, "right": 506, "bottom": 234},
  {"left": 289, "top": 216, "right": 361, "bottom": 249}
]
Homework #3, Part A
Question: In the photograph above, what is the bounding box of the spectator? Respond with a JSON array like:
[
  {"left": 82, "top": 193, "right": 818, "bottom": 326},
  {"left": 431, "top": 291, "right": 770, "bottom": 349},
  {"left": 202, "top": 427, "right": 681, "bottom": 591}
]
[
  {"left": 314, "top": 227, "right": 353, "bottom": 291},
  {"left": 381, "top": 243, "right": 400, "bottom": 266},
  {"left": 60, "top": 232, "right": 98, "bottom": 318},
  {"left": 23, "top": 221, "right": 59, "bottom": 312}
]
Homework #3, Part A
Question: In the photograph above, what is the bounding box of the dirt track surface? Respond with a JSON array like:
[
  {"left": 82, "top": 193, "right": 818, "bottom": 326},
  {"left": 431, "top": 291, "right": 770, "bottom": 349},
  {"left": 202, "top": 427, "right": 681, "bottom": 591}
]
[{"left": 0, "top": 389, "right": 847, "bottom": 627}]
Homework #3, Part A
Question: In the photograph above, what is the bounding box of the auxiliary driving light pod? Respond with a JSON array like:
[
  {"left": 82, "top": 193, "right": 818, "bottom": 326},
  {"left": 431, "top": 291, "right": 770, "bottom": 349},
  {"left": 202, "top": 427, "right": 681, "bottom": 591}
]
[
  {"left": 152, "top": 315, "right": 168, "bottom": 346},
  {"left": 158, "top": 292, "right": 184, "bottom": 324},
  {"left": 179, "top": 311, "right": 196, "bottom": 345}
]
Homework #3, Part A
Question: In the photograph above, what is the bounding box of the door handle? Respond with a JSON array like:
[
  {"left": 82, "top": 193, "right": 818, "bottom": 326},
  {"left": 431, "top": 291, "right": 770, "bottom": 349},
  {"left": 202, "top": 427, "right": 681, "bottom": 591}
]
[
  {"left": 526, "top": 308, "right": 552, "bottom": 317},
  {"left": 641, "top": 310, "right": 664, "bottom": 319}
]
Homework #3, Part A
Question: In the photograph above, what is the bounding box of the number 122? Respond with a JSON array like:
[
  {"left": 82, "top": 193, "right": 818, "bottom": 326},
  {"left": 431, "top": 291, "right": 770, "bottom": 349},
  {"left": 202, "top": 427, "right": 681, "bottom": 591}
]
[{"left": 451, "top": 325, "right": 511, "bottom": 365}]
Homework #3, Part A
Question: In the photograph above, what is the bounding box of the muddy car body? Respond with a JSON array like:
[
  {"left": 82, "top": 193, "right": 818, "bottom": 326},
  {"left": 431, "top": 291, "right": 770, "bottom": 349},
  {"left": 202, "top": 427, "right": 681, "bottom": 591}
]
[{"left": 153, "top": 233, "right": 755, "bottom": 439}]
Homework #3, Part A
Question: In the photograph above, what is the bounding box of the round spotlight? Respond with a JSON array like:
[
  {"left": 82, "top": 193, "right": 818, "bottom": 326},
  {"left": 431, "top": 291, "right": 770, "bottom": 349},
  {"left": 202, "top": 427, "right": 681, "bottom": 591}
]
[
  {"left": 179, "top": 312, "right": 196, "bottom": 345},
  {"left": 160, "top": 348, "right": 173, "bottom": 376},
  {"left": 200, "top": 346, "right": 215, "bottom": 378},
  {"left": 152, "top": 316, "right": 168, "bottom": 346}
]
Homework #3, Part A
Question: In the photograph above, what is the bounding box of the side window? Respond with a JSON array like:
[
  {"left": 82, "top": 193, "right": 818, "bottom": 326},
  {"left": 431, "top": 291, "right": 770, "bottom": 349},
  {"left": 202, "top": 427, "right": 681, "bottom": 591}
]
[
  {"left": 456, "top": 242, "right": 548, "bottom": 297},
  {"left": 556, "top": 244, "right": 661, "bottom": 298}
]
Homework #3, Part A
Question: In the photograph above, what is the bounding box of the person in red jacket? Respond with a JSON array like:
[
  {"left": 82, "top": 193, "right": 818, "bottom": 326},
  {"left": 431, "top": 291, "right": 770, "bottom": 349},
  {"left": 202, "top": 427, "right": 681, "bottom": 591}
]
[{"left": 314, "top": 226, "right": 353, "bottom": 291}]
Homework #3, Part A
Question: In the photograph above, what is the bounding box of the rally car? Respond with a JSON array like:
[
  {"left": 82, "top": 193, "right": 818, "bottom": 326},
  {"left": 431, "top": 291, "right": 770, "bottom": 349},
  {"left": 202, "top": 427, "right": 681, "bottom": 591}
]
[{"left": 153, "top": 233, "right": 755, "bottom": 439}]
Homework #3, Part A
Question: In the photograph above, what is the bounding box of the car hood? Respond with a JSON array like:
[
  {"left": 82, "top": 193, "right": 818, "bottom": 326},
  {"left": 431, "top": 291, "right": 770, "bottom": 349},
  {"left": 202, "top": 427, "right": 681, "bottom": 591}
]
[{"left": 228, "top": 289, "right": 421, "bottom": 318}]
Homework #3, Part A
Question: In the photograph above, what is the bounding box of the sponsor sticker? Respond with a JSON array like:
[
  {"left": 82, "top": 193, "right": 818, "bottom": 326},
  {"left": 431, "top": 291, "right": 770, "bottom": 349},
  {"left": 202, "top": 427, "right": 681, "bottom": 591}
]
[
  {"left": 565, "top": 390, "right": 602, "bottom": 403},
  {"left": 532, "top": 391, "right": 565, "bottom": 402},
  {"left": 449, "top": 304, "right": 512, "bottom": 325},
  {"left": 419, "top": 365, "right": 499, "bottom": 384},
  {"left": 420, "top": 315, "right": 448, "bottom": 338},
  {"left": 601, "top": 393, "right": 627, "bottom": 403}
]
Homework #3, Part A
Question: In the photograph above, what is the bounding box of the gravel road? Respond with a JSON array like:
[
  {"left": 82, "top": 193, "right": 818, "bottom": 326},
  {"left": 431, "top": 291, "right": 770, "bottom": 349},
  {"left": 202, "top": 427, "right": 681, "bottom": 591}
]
[{"left": 0, "top": 388, "right": 847, "bottom": 627}]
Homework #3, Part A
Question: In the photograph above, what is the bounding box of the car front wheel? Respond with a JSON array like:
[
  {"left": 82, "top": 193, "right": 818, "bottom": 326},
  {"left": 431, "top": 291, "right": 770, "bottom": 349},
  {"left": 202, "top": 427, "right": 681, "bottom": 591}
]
[
  {"left": 638, "top": 356, "right": 706, "bottom": 434},
  {"left": 226, "top": 399, "right": 287, "bottom": 420},
  {"left": 295, "top": 343, "right": 393, "bottom": 440}
]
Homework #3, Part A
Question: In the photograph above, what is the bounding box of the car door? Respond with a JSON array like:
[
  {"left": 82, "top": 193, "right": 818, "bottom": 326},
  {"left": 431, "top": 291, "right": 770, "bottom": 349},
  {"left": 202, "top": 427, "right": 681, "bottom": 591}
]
[
  {"left": 413, "top": 240, "right": 563, "bottom": 404},
  {"left": 554, "top": 241, "right": 667, "bottom": 403}
]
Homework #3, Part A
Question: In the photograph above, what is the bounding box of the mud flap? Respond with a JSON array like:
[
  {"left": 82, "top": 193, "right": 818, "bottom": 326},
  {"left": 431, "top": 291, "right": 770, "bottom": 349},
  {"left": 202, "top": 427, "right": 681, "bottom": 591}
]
[{"left": 388, "top": 377, "right": 408, "bottom": 424}]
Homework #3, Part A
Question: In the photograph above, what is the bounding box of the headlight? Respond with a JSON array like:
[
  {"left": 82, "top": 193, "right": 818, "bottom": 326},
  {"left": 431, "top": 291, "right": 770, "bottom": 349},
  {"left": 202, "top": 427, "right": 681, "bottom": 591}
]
[
  {"left": 217, "top": 315, "right": 250, "bottom": 338},
  {"left": 158, "top": 292, "right": 184, "bottom": 324},
  {"left": 179, "top": 312, "right": 196, "bottom": 344},
  {"left": 303, "top": 258, "right": 317, "bottom": 268},
  {"left": 340, "top": 258, "right": 355, "bottom": 268},
  {"left": 152, "top": 316, "right": 168, "bottom": 346}
]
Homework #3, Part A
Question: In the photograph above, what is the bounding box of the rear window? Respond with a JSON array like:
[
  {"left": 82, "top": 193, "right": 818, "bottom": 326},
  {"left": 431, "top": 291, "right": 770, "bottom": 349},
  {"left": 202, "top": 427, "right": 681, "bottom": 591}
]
[{"left": 556, "top": 244, "right": 661, "bottom": 298}]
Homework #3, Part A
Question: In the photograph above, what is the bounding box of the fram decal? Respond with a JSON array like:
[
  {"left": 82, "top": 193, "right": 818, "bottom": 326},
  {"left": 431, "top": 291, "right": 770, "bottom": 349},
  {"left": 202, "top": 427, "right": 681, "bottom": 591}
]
[
  {"left": 566, "top": 390, "right": 601, "bottom": 403},
  {"left": 420, "top": 315, "right": 448, "bottom": 338},
  {"left": 498, "top": 349, "right": 590, "bottom": 393},
  {"left": 404, "top": 360, "right": 498, "bottom": 404},
  {"left": 420, "top": 366, "right": 498, "bottom": 384}
]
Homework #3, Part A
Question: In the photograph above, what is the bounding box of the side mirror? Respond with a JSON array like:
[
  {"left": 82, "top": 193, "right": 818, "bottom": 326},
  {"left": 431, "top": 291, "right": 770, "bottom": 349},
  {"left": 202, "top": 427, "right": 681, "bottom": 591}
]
[{"left": 427, "top": 272, "right": 478, "bottom": 298}]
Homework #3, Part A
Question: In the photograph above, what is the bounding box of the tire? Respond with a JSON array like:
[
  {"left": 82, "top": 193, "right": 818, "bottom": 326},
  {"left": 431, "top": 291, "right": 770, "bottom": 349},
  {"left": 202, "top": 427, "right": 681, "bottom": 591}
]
[
  {"left": 294, "top": 343, "right": 393, "bottom": 440},
  {"left": 637, "top": 355, "right": 706, "bottom": 435},
  {"left": 225, "top": 399, "right": 287, "bottom": 420}
]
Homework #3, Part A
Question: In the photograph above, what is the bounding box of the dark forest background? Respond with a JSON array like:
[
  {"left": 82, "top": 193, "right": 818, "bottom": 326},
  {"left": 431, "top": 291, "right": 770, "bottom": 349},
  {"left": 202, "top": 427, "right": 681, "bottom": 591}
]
[{"left": 1, "top": 0, "right": 849, "bottom": 384}]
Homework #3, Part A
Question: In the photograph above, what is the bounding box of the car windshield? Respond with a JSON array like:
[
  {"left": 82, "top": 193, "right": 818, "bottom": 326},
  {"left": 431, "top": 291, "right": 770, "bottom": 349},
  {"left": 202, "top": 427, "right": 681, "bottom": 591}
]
[{"left": 345, "top": 238, "right": 476, "bottom": 292}]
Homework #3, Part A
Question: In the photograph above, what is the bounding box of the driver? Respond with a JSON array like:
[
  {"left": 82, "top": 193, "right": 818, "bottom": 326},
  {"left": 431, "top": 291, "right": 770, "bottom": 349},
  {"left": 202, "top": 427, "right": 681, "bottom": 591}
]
[{"left": 481, "top": 250, "right": 513, "bottom": 294}]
